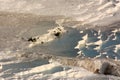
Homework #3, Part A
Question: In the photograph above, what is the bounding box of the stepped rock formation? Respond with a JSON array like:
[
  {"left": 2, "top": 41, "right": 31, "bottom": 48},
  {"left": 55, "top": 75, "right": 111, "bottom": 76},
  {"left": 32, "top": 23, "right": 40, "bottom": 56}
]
[{"left": 19, "top": 53, "right": 120, "bottom": 77}]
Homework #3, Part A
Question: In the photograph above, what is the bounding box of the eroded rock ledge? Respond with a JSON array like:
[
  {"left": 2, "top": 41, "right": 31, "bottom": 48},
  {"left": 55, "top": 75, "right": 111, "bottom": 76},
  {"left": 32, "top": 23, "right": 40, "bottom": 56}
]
[{"left": 18, "top": 52, "right": 120, "bottom": 77}]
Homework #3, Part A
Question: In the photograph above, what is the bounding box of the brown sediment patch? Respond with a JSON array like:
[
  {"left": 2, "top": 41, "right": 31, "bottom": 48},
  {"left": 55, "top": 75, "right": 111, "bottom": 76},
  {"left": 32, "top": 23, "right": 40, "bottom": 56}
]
[{"left": 0, "top": 11, "right": 65, "bottom": 27}]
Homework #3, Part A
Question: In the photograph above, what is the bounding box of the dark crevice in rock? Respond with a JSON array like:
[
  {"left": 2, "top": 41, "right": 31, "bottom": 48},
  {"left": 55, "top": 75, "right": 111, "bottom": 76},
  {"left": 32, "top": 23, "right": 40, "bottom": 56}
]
[
  {"left": 54, "top": 32, "right": 61, "bottom": 37},
  {"left": 27, "top": 37, "right": 37, "bottom": 42}
]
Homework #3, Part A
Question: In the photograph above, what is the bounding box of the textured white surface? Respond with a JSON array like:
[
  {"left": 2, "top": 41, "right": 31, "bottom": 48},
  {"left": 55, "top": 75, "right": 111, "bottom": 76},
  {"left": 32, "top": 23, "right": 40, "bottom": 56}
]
[
  {"left": 0, "top": 0, "right": 120, "bottom": 80},
  {"left": 0, "top": 0, "right": 120, "bottom": 26}
]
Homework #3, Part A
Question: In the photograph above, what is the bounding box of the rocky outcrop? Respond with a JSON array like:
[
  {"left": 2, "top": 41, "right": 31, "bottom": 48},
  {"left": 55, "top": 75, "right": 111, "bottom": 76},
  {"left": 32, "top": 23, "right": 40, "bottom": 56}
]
[
  {"left": 28, "top": 26, "right": 67, "bottom": 47},
  {"left": 19, "top": 52, "right": 120, "bottom": 77},
  {"left": 54, "top": 57, "right": 120, "bottom": 76}
]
